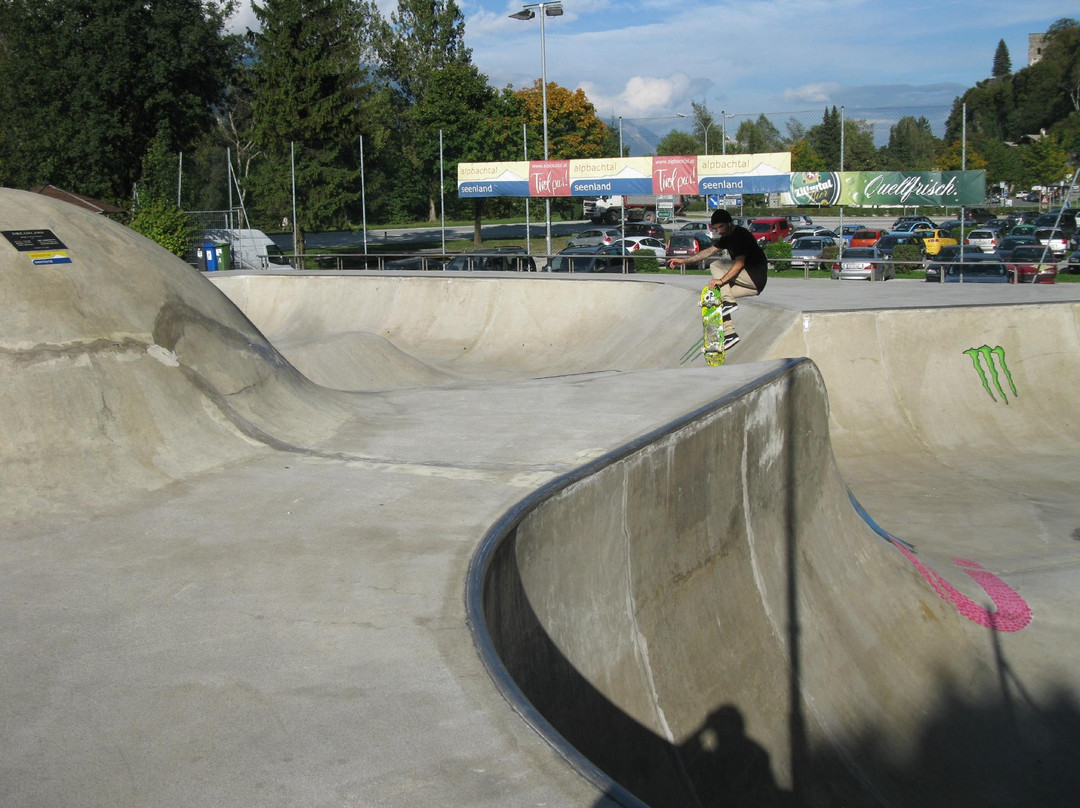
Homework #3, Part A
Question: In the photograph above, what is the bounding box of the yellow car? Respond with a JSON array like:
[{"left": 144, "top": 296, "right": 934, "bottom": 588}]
[{"left": 919, "top": 228, "right": 960, "bottom": 255}]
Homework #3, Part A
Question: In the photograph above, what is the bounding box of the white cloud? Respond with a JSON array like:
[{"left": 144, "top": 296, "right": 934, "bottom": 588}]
[{"left": 581, "top": 73, "right": 699, "bottom": 118}]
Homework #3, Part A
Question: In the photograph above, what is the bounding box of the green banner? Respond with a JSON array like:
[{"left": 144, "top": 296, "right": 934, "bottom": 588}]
[{"left": 789, "top": 170, "right": 986, "bottom": 207}]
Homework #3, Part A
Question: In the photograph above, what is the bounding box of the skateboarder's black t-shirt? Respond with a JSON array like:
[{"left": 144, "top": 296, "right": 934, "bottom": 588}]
[{"left": 713, "top": 226, "right": 768, "bottom": 292}]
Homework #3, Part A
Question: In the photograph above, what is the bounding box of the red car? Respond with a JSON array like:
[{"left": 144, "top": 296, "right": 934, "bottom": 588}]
[
  {"left": 849, "top": 229, "right": 885, "bottom": 247},
  {"left": 1006, "top": 245, "right": 1058, "bottom": 283},
  {"left": 666, "top": 232, "right": 713, "bottom": 258}
]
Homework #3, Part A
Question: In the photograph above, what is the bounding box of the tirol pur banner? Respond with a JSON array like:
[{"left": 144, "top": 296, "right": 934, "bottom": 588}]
[
  {"left": 789, "top": 170, "right": 986, "bottom": 207},
  {"left": 457, "top": 153, "right": 792, "bottom": 198}
]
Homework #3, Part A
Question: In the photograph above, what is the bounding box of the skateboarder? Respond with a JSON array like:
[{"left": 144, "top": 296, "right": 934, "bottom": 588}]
[{"left": 668, "top": 209, "right": 767, "bottom": 350}]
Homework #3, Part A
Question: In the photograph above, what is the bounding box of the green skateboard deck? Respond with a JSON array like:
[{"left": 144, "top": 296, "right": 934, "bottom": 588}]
[{"left": 700, "top": 285, "right": 725, "bottom": 366}]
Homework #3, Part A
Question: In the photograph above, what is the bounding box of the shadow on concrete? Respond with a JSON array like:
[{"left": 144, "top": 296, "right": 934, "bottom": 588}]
[
  {"left": 487, "top": 538, "right": 1080, "bottom": 807},
  {"left": 486, "top": 532, "right": 1080, "bottom": 807}
]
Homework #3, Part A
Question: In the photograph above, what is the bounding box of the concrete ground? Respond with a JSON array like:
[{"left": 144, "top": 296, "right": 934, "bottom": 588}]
[{"left": 2, "top": 187, "right": 1079, "bottom": 807}]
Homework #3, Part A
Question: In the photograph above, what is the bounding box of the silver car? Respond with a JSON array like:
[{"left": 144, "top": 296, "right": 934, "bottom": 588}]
[
  {"left": 566, "top": 227, "right": 621, "bottom": 248},
  {"left": 790, "top": 236, "right": 833, "bottom": 271},
  {"left": 964, "top": 228, "right": 999, "bottom": 253},
  {"left": 831, "top": 247, "right": 894, "bottom": 281}
]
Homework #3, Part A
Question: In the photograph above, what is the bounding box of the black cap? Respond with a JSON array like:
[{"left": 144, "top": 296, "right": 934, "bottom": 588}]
[{"left": 710, "top": 209, "right": 733, "bottom": 225}]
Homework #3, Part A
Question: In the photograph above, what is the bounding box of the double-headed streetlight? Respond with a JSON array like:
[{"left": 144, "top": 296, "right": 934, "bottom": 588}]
[{"left": 510, "top": 1, "right": 563, "bottom": 259}]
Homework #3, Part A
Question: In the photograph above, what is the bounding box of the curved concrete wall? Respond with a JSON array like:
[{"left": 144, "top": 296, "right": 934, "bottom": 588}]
[{"left": 476, "top": 358, "right": 1076, "bottom": 807}]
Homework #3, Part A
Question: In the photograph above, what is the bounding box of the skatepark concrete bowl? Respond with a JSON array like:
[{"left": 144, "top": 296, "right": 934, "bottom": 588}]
[{"left": 3, "top": 186, "right": 1080, "bottom": 807}]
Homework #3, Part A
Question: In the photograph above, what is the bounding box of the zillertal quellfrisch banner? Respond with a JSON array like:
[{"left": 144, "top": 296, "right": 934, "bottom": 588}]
[
  {"left": 789, "top": 170, "right": 986, "bottom": 207},
  {"left": 457, "top": 153, "right": 792, "bottom": 198}
]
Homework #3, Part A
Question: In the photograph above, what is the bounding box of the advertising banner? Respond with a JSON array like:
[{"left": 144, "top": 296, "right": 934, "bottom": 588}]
[
  {"left": 457, "top": 161, "right": 531, "bottom": 197},
  {"left": 457, "top": 152, "right": 793, "bottom": 198},
  {"left": 788, "top": 170, "right": 986, "bottom": 207},
  {"left": 698, "top": 152, "right": 792, "bottom": 195},
  {"left": 569, "top": 157, "right": 654, "bottom": 195}
]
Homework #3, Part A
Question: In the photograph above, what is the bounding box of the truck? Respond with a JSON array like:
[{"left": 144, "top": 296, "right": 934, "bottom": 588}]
[
  {"left": 582, "top": 195, "right": 685, "bottom": 224},
  {"left": 201, "top": 229, "right": 293, "bottom": 271}
]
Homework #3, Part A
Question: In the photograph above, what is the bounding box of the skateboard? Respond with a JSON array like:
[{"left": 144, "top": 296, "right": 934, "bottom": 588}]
[{"left": 700, "top": 285, "right": 726, "bottom": 366}]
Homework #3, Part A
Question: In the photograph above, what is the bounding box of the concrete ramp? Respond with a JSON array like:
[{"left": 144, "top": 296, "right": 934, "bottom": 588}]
[
  {"left": 474, "top": 356, "right": 1080, "bottom": 808},
  {"left": 5, "top": 184, "right": 1080, "bottom": 808},
  {"left": 211, "top": 273, "right": 706, "bottom": 387},
  {"left": 0, "top": 189, "right": 357, "bottom": 517}
]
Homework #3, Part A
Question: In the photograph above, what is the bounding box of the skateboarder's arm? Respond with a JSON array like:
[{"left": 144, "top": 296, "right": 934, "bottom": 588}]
[
  {"left": 667, "top": 245, "right": 719, "bottom": 269},
  {"left": 707, "top": 256, "right": 745, "bottom": 289}
]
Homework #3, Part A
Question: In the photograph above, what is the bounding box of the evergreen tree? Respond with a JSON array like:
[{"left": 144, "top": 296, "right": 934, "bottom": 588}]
[
  {"left": 808, "top": 107, "right": 842, "bottom": 168},
  {"left": 0, "top": 0, "right": 236, "bottom": 201},
  {"left": 883, "top": 116, "right": 940, "bottom": 170},
  {"left": 993, "top": 39, "right": 1012, "bottom": 78},
  {"left": 248, "top": 0, "right": 383, "bottom": 233},
  {"left": 377, "top": 0, "right": 493, "bottom": 221}
]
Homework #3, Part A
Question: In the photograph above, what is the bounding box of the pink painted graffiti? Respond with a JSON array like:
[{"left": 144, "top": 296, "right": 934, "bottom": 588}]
[{"left": 893, "top": 543, "right": 1032, "bottom": 632}]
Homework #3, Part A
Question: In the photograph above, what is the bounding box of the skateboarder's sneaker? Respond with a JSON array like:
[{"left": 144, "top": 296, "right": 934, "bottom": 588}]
[
  {"left": 721, "top": 301, "right": 738, "bottom": 317},
  {"left": 723, "top": 332, "right": 741, "bottom": 350}
]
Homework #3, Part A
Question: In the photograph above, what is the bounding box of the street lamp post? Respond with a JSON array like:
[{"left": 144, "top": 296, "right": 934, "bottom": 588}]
[{"left": 510, "top": 2, "right": 563, "bottom": 260}]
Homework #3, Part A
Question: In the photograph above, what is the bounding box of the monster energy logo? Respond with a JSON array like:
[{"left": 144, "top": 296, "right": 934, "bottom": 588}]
[{"left": 964, "top": 345, "right": 1017, "bottom": 404}]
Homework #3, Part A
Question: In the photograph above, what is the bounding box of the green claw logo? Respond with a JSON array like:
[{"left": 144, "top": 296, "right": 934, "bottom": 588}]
[{"left": 964, "top": 345, "right": 1017, "bottom": 404}]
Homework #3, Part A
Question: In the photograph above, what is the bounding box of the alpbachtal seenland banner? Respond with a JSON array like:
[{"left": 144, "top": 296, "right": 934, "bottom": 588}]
[
  {"left": 456, "top": 154, "right": 792, "bottom": 198},
  {"left": 457, "top": 155, "right": 985, "bottom": 207}
]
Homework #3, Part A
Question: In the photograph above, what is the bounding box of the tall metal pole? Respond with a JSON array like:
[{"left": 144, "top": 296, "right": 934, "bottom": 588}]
[
  {"left": 539, "top": 6, "right": 552, "bottom": 259},
  {"left": 360, "top": 135, "right": 368, "bottom": 256},
  {"left": 439, "top": 129, "right": 445, "bottom": 254},
  {"left": 523, "top": 123, "right": 531, "bottom": 259},
  {"left": 721, "top": 110, "right": 725, "bottom": 155}
]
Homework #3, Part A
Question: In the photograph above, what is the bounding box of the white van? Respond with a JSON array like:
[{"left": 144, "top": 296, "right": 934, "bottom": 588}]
[{"left": 202, "top": 229, "right": 293, "bottom": 270}]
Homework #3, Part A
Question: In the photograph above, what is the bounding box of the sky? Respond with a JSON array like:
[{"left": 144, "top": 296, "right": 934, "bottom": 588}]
[{"left": 227, "top": 1, "right": 1068, "bottom": 142}]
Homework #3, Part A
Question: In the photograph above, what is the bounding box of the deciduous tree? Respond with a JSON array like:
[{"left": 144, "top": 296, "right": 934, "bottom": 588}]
[{"left": 0, "top": 0, "right": 237, "bottom": 201}]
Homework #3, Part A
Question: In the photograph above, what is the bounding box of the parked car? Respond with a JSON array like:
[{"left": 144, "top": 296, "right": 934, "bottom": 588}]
[
  {"left": 937, "top": 219, "right": 963, "bottom": 236},
  {"left": 677, "top": 221, "right": 711, "bottom": 232},
  {"left": 849, "top": 228, "right": 885, "bottom": 248},
  {"left": 789, "top": 237, "right": 835, "bottom": 271},
  {"left": 875, "top": 232, "right": 925, "bottom": 260},
  {"left": 942, "top": 255, "right": 1011, "bottom": 283},
  {"left": 731, "top": 216, "right": 752, "bottom": 229},
  {"left": 892, "top": 214, "right": 936, "bottom": 229},
  {"left": 1034, "top": 227, "right": 1069, "bottom": 256},
  {"left": 624, "top": 221, "right": 667, "bottom": 241},
  {"left": 748, "top": 217, "right": 793, "bottom": 244},
  {"left": 1068, "top": 246, "right": 1080, "bottom": 273},
  {"left": 1007, "top": 224, "right": 1038, "bottom": 238},
  {"left": 547, "top": 245, "right": 634, "bottom": 273},
  {"left": 382, "top": 255, "right": 447, "bottom": 271},
  {"left": 964, "top": 228, "right": 1000, "bottom": 253},
  {"left": 566, "top": 227, "right": 621, "bottom": 248},
  {"left": 788, "top": 226, "right": 841, "bottom": 246},
  {"left": 924, "top": 244, "right": 967, "bottom": 282},
  {"left": 1007, "top": 245, "right": 1059, "bottom": 283},
  {"left": 831, "top": 247, "right": 893, "bottom": 281},
  {"left": 839, "top": 223, "right": 866, "bottom": 246},
  {"left": 666, "top": 232, "right": 713, "bottom": 258},
  {"left": 963, "top": 208, "right": 995, "bottom": 224},
  {"left": 612, "top": 236, "right": 667, "bottom": 254},
  {"left": 984, "top": 217, "right": 1013, "bottom": 232},
  {"left": 891, "top": 220, "right": 936, "bottom": 234},
  {"left": 445, "top": 247, "right": 535, "bottom": 272},
  {"left": 786, "top": 213, "right": 814, "bottom": 228},
  {"left": 1035, "top": 210, "right": 1077, "bottom": 235},
  {"left": 1007, "top": 210, "right": 1041, "bottom": 226},
  {"left": 916, "top": 228, "right": 959, "bottom": 256},
  {"left": 997, "top": 235, "right": 1039, "bottom": 262}
]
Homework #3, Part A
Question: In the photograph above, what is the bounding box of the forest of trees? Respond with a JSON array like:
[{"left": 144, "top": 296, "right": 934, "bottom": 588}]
[{"left": 0, "top": 2, "right": 1078, "bottom": 237}]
